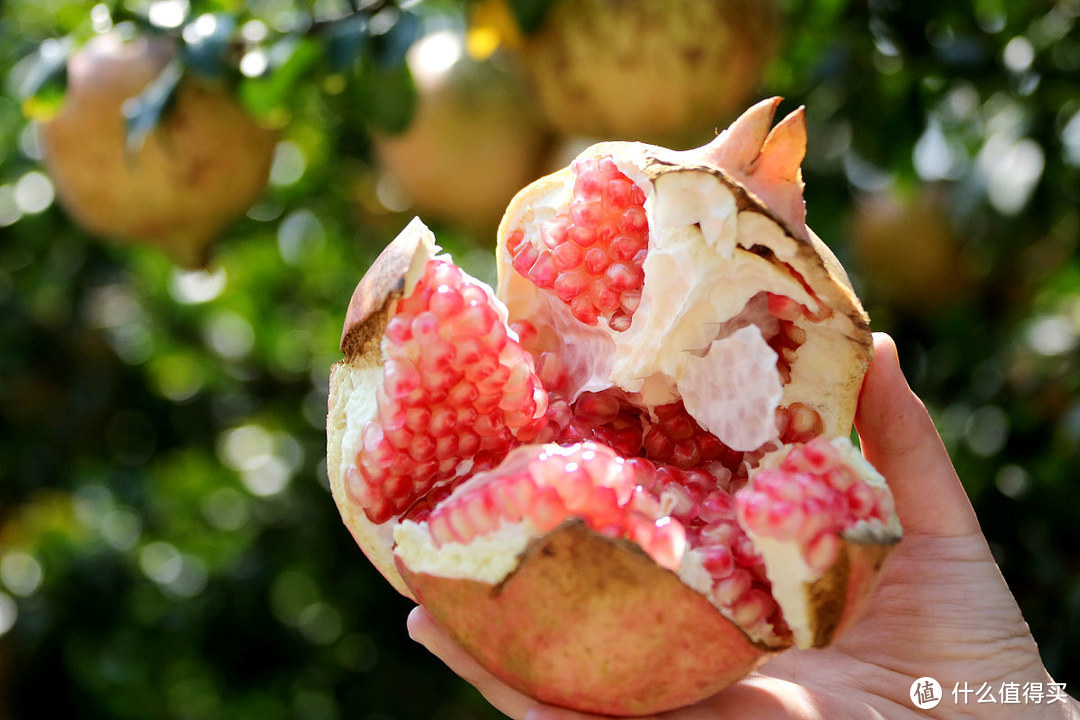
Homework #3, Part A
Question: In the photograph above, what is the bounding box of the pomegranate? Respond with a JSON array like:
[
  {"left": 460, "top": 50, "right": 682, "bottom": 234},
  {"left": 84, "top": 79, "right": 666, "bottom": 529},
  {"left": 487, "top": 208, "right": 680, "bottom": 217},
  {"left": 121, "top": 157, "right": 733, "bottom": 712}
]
[
  {"left": 511, "top": 0, "right": 781, "bottom": 143},
  {"left": 40, "top": 30, "right": 277, "bottom": 267},
  {"left": 327, "top": 98, "right": 901, "bottom": 715},
  {"left": 374, "top": 29, "right": 549, "bottom": 233},
  {"left": 850, "top": 183, "right": 977, "bottom": 316}
]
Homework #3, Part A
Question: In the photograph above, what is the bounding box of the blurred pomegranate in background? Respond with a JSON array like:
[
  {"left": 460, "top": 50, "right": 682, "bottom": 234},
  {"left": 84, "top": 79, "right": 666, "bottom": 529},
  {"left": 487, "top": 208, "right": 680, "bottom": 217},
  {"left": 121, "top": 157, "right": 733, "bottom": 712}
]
[
  {"left": 40, "top": 30, "right": 277, "bottom": 267},
  {"left": 849, "top": 184, "right": 978, "bottom": 317},
  {"left": 374, "top": 29, "right": 550, "bottom": 234},
  {"left": 509, "top": 0, "right": 781, "bottom": 145}
]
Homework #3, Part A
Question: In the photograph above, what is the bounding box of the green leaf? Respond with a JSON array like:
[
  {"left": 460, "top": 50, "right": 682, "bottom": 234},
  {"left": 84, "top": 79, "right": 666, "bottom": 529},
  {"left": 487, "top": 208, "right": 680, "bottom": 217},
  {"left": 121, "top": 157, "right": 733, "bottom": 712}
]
[
  {"left": 325, "top": 13, "right": 369, "bottom": 74},
  {"left": 371, "top": 8, "right": 420, "bottom": 68},
  {"left": 354, "top": 60, "right": 416, "bottom": 135},
  {"left": 18, "top": 38, "right": 70, "bottom": 121},
  {"left": 507, "top": 0, "right": 556, "bottom": 34},
  {"left": 180, "top": 12, "right": 236, "bottom": 80},
  {"left": 238, "top": 35, "right": 322, "bottom": 121},
  {"left": 123, "top": 58, "right": 184, "bottom": 154}
]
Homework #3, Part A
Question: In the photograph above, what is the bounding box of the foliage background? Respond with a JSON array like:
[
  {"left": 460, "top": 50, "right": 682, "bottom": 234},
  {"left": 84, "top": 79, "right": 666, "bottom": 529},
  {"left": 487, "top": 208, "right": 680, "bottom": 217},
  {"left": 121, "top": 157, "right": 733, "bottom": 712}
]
[{"left": 0, "top": 0, "right": 1078, "bottom": 718}]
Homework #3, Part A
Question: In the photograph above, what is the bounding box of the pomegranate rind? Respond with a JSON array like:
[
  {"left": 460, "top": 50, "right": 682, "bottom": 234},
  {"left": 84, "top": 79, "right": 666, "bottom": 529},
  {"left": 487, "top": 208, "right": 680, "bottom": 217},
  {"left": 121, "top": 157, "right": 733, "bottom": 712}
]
[
  {"left": 398, "top": 522, "right": 777, "bottom": 717},
  {"left": 328, "top": 218, "right": 442, "bottom": 600}
]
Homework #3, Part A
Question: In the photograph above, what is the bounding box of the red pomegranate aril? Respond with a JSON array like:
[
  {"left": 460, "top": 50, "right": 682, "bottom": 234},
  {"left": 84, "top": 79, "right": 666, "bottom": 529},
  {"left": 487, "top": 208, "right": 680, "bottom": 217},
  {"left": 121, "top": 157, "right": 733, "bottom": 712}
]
[
  {"left": 552, "top": 241, "right": 584, "bottom": 270},
  {"left": 570, "top": 295, "right": 600, "bottom": 325},
  {"left": 589, "top": 284, "right": 620, "bottom": 313},
  {"left": 767, "top": 293, "right": 805, "bottom": 322},
  {"left": 583, "top": 247, "right": 609, "bottom": 274},
  {"left": 672, "top": 440, "right": 702, "bottom": 469},
  {"left": 528, "top": 254, "right": 558, "bottom": 289},
  {"left": 512, "top": 243, "right": 540, "bottom": 276},
  {"left": 430, "top": 285, "right": 465, "bottom": 317},
  {"left": 619, "top": 206, "right": 648, "bottom": 234},
  {"left": 567, "top": 225, "right": 596, "bottom": 247},
  {"left": 611, "top": 235, "right": 640, "bottom": 261},
  {"left": 554, "top": 270, "right": 589, "bottom": 302},
  {"left": 385, "top": 316, "right": 412, "bottom": 344},
  {"left": 529, "top": 487, "right": 566, "bottom": 532},
  {"left": 604, "top": 263, "right": 641, "bottom": 292},
  {"left": 608, "top": 312, "right": 631, "bottom": 331},
  {"left": 603, "top": 178, "right": 633, "bottom": 206},
  {"left": 712, "top": 571, "right": 752, "bottom": 606}
]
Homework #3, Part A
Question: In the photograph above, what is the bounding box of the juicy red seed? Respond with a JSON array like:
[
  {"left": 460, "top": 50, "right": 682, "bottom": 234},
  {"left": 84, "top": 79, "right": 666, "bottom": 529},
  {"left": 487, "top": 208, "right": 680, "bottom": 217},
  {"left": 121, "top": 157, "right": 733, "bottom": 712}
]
[
  {"left": 506, "top": 229, "right": 525, "bottom": 253},
  {"left": 552, "top": 242, "right": 583, "bottom": 270},
  {"left": 571, "top": 201, "right": 604, "bottom": 227},
  {"left": 611, "top": 235, "right": 641, "bottom": 261},
  {"left": 553, "top": 270, "right": 589, "bottom": 302},
  {"left": 568, "top": 225, "right": 597, "bottom": 247},
  {"left": 512, "top": 243, "right": 540, "bottom": 276},
  {"left": 602, "top": 263, "right": 637, "bottom": 292},
  {"left": 385, "top": 316, "right": 412, "bottom": 344},
  {"left": 619, "top": 207, "right": 648, "bottom": 234},
  {"left": 604, "top": 178, "right": 633, "bottom": 206},
  {"left": 767, "top": 293, "right": 805, "bottom": 322},
  {"left": 570, "top": 295, "right": 600, "bottom": 325},
  {"left": 528, "top": 254, "right": 557, "bottom": 289},
  {"left": 778, "top": 403, "right": 824, "bottom": 443},
  {"left": 430, "top": 285, "right": 464, "bottom": 317},
  {"left": 584, "top": 247, "right": 609, "bottom": 274},
  {"left": 608, "top": 312, "right": 631, "bottom": 332}
]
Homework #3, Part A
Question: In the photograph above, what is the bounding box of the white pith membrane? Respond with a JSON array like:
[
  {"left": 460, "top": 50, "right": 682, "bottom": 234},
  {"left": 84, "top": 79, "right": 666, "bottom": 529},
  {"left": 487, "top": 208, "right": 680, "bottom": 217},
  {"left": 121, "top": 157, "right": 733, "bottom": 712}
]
[{"left": 334, "top": 100, "right": 901, "bottom": 657}]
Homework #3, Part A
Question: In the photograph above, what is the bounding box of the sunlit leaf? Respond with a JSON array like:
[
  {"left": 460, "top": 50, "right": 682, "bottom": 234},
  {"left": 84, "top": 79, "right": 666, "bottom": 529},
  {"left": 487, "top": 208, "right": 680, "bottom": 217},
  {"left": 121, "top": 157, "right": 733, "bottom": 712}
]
[
  {"left": 180, "top": 12, "right": 236, "bottom": 79},
  {"left": 353, "top": 59, "right": 417, "bottom": 135},
  {"left": 17, "top": 38, "right": 70, "bottom": 121},
  {"left": 371, "top": 7, "right": 421, "bottom": 68},
  {"left": 238, "top": 35, "right": 321, "bottom": 122},
  {"left": 123, "top": 58, "right": 184, "bottom": 153},
  {"left": 325, "top": 13, "right": 369, "bottom": 74},
  {"left": 506, "top": 0, "right": 556, "bottom": 34}
]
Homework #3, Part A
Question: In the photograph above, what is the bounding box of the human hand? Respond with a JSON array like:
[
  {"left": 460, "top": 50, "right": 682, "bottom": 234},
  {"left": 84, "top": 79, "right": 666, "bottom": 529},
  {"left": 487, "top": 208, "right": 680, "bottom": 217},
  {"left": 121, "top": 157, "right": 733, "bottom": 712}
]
[{"left": 408, "top": 333, "right": 1080, "bottom": 719}]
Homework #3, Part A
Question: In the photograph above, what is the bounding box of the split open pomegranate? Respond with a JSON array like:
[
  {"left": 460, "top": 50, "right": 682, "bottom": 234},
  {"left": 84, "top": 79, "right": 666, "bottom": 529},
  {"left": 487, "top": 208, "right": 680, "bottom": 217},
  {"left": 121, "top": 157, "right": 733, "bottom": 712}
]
[{"left": 326, "top": 98, "right": 901, "bottom": 716}]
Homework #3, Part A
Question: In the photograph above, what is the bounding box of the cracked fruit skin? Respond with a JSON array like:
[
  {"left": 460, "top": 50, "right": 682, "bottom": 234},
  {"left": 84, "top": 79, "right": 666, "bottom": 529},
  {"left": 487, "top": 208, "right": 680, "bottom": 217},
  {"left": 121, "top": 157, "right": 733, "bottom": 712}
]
[
  {"left": 326, "top": 99, "right": 901, "bottom": 716},
  {"left": 40, "top": 31, "right": 277, "bottom": 267},
  {"left": 514, "top": 0, "right": 781, "bottom": 144}
]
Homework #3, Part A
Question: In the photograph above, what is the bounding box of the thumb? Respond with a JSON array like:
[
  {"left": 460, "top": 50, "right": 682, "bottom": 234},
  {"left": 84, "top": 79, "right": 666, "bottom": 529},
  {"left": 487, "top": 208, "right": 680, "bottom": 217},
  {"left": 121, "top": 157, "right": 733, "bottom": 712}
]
[{"left": 855, "top": 333, "right": 981, "bottom": 538}]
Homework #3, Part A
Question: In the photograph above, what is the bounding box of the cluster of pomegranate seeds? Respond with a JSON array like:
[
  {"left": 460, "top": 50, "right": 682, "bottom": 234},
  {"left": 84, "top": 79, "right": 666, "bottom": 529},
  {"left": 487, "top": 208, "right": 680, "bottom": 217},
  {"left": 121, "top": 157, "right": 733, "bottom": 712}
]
[
  {"left": 642, "top": 401, "right": 744, "bottom": 473},
  {"left": 765, "top": 293, "right": 809, "bottom": 383},
  {"left": 505, "top": 155, "right": 649, "bottom": 331},
  {"left": 626, "top": 460, "right": 786, "bottom": 641},
  {"left": 346, "top": 259, "right": 548, "bottom": 523},
  {"left": 426, "top": 443, "right": 686, "bottom": 571},
  {"left": 736, "top": 438, "right": 895, "bottom": 573}
]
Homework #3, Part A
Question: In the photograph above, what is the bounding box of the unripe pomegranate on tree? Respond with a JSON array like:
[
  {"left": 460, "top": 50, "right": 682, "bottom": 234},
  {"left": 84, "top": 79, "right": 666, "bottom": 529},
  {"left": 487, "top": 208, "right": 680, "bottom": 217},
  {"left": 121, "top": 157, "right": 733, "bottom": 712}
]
[
  {"left": 40, "top": 30, "right": 277, "bottom": 267},
  {"left": 374, "top": 29, "right": 550, "bottom": 233},
  {"left": 327, "top": 98, "right": 901, "bottom": 715},
  {"left": 850, "top": 184, "right": 977, "bottom": 316},
  {"left": 512, "top": 0, "right": 781, "bottom": 144}
]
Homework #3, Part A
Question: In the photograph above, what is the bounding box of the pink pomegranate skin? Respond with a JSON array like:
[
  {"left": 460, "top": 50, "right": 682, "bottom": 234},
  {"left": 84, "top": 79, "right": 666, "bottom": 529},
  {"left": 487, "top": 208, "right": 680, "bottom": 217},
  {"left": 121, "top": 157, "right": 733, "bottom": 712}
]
[{"left": 399, "top": 523, "right": 773, "bottom": 716}]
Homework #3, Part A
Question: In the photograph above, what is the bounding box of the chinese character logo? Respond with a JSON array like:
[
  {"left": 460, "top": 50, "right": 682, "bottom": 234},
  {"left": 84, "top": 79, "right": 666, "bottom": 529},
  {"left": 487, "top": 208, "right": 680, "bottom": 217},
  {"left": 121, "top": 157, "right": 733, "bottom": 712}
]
[{"left": 911, "top": 677, "right": 943, "bottom": 709}]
